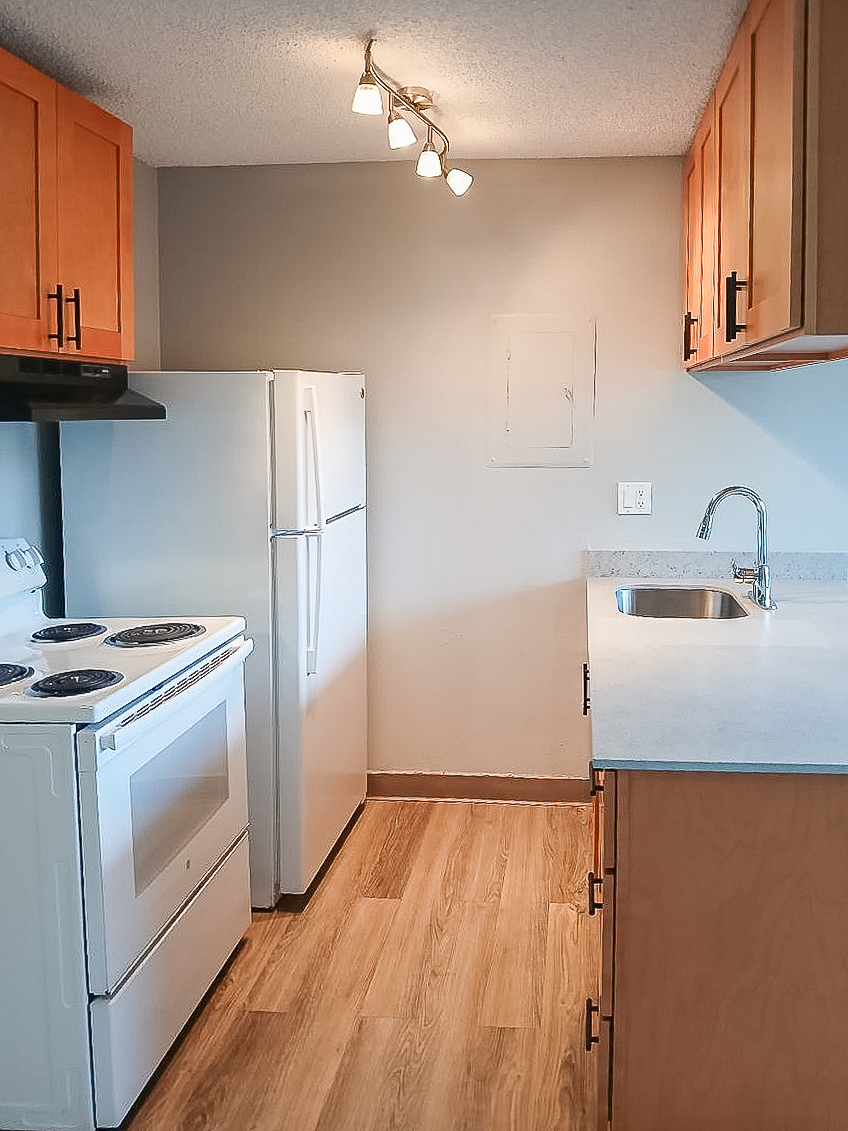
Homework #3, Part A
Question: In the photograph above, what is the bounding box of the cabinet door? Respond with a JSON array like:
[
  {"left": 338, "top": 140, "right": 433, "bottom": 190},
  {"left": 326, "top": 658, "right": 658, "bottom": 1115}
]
[
  {"left": 746, "top": 0, "right": 805, "bottom": 345},
  {"left": 682, "top": 144, "right": 700, "bottom": 364},
  {"left": 587, "top": 767, "right": 616, "bottom": 1130},
  {"left": 610, "top": 770, "right": 848, "bottom": 1131},
  {"left": 56, "top": 87, "right": 134, "bottom": 361},
  {"left": 596, "top": 770, "right": 616, "bottom": 1131},
  {"left": 0, "top": 48, "right": 57, "bottom": 353},
  {"left": 682, "top": 102, "right": 716, "bottom": 366},
  {"left": 715, "top": 26, "right": 750, "bottom": 355}
]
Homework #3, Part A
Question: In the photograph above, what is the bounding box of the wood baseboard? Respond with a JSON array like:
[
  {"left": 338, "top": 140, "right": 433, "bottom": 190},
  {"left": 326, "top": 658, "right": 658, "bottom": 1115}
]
[{"left": 366, "top": 772, "right": 591, "bottom": 804}]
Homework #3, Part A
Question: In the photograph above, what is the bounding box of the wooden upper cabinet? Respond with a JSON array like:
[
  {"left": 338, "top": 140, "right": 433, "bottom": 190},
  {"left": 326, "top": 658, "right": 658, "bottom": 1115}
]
[
  {"left": 745, "top": 0, "right": 805, "bottom": 347},
  {"left": 56, "top": 87, "right": 134, "bottom": 362},
  {"left": 682, "top": 98, "right": 716, "bottom": 366},
  {"left": 0, "top": 46, "right": 133, "bottom": 363},
  {"left": 0, "top": 50, "right": 58, "bottom": 353},
  {"left": 685, "top": 0, "right": 848, "bottom": 370},
  {"left": 714, "top": 25, "right": 751, "bottom": 356}
]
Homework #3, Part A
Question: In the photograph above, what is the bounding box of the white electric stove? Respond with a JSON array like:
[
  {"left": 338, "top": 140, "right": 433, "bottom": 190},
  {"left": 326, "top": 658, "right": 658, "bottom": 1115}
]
[
  {"left": 0, "top": 538, "right": 248, "bottom": 724},
  {"left": 0, "top": 537, "right": 253, "bottom": 1131}
]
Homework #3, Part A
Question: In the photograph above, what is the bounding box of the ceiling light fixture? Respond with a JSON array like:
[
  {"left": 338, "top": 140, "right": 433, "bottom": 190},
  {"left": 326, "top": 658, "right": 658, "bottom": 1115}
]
[
  {"left": 387, "top": 95, "right": 417, "bottom": 149},
  {"left": 445, "top": 167, "right": 474, "bottom": 197},
  {"left": 351, "top": 38, "right": 474, "bottom": 197},
  {"left": 415, "top": 127, "right": 443, "bottom": 178},
  {"left": 351, "top": 56, "right": 383, "bottom": 115}
]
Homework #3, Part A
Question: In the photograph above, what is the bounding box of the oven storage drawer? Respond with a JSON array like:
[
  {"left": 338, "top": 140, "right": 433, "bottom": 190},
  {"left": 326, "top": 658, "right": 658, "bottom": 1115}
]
[{"left": 89, "top": 832, "right": 250, "bottom": 1127}]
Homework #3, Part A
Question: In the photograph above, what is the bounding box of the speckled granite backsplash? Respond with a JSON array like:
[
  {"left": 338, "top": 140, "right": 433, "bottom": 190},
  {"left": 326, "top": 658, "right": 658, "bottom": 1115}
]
[{"left": 587, "top": 550, "right": 848, "bottom": 581}]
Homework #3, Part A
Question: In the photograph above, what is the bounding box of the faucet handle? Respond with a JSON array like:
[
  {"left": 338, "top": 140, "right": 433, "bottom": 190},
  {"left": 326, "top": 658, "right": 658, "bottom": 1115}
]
[{"left": 731, "top": 559, "right": 758, "bottom": 582}]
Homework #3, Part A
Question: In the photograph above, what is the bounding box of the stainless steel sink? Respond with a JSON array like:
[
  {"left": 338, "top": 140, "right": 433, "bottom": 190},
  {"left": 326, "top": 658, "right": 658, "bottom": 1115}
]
[{"left": 615, "top": 585, "right": 748, "bottom": 619}]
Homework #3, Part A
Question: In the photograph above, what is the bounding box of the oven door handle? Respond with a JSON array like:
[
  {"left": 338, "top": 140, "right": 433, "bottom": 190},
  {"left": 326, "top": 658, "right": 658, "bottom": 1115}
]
[{"left": 92, "top": 638, "right": 254, "bottom": 761}]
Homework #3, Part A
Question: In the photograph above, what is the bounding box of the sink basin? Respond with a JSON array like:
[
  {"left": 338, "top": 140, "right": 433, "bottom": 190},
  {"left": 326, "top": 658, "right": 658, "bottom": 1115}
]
[{"left": 615, "top": 585, "right": 748, "bottom": 619}]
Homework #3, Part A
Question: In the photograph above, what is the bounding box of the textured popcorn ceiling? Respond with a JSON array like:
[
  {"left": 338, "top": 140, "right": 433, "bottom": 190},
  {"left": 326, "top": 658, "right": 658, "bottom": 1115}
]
[{"left": 0, "top": 0, "right": 746, "bottom": 167}]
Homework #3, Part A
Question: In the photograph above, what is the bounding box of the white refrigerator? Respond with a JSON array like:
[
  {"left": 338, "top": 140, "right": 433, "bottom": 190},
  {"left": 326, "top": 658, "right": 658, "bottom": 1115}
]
[{"left": 60, "top": 370, "right": 367, "bottom": 906}]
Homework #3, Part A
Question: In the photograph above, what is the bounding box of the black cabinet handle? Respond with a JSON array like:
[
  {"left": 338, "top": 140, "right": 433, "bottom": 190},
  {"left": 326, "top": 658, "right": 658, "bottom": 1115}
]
[
  {"left": 585, "top": 997, "right": 600, "bottom": 1050},
  {"left": 66, "top": 287, "right": 82, "bottom": 349},
  {"left": 588, "top": 870, "right": 603, "bottom": 915},
  {"left": 582, "top": 662, "right": 591, "bottom": 716},
  {"left": 683, "top": 311, "right": 698, "bottom": 360},
  {"left": 724, "top": 271, "right": 748, "bottom": 342},
  {"left": 48, "top": 284, "right": 65, "bottom": 348},
  {"left": 589, "top": 763, "right": 603, "bottom": 795}
]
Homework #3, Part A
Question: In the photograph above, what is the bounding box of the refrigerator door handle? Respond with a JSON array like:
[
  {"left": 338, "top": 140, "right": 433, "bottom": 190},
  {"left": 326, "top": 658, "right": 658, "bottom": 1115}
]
[
  {"left": 305, "top": 531, "right": 322, "bottom": 676},
  {"left": 304, "top": 387, "right": 324, "bottom": 530},
  {"left": 269, "top": 527, "right": 318, "bottom": 539},
  {"left": 326, "top": 503, "right": 366, "bottom": 525}
]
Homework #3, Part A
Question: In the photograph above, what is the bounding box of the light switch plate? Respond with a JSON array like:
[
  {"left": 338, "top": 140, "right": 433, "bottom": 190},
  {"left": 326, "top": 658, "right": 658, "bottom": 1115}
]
[{"left": 617, "top": 482, "right": 652, "bottom": 515}]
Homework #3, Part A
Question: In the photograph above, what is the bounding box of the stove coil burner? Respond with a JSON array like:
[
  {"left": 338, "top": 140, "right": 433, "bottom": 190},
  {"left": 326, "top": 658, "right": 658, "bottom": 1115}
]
[
  {"left": 106, "top": 622, "right": 206, "bottom": 647},
  {"left": 0, "top": 663, "right": 34, "bottom": 688},
  {"left": 29, "top": 669, "right": 124, "bottom": 697},
  {"left": 31, "top": 622, "right": 107, "bottom": 644}
]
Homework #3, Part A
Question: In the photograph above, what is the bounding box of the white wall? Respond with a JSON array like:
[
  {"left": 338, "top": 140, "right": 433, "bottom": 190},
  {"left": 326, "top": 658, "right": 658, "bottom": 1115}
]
[
  {"left": 0, "top": 424, "right": 41, "bottom": 545},
  {"left": 131, "top": 159, "right": 162, "bottom": 370},
  {"left": 156, "top": 157, "right": 848, "bottom": 779}
]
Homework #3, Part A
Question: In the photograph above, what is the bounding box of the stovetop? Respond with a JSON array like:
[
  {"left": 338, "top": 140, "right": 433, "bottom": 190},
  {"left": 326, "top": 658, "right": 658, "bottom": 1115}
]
[{"left": 0, "top": 538, "right": 245, "bottom": 725}]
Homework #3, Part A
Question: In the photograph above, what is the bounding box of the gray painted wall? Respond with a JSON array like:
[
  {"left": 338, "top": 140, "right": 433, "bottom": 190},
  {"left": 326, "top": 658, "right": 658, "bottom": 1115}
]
[
  {"left": 3, "top": 153, "right": 845, "bottom": 773},
  {"left": 0, "top": 424, "right": 41, "bottom": 546},
  {"left": 131, "top": 158, "right": 162, "bottom": 371},
  {"left": 105, "top": 159, "right": 848, "bottom": 775}
]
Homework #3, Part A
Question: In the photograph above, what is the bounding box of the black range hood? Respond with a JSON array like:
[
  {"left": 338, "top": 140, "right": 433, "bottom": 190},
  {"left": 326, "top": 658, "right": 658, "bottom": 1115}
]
[{"left": 0, "top": 354, "right": 166, "bottom": 422}]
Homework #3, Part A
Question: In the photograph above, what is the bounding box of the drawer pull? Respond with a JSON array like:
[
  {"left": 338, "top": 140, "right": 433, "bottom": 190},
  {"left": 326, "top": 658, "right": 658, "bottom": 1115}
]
[
  {"left": 683, "top": 311, "right": 698, "bottom": 360},
  {"left": 585, "top": 997, "right": 600, "bottom": 1050},
  {"left": 588, "top": 870, "right": 603, "bottom": 915},
  {"left": 48, "top": 284, "right": 65, "bottom": 347},
  {"left": 725, "top": 271, "right": 748, "bottom": 342},
  {"left": 589, "top": 763, "right": 603, "bottom": 795},
  {"left": 66, "top": 287, "right": 82, "bottom": 349},
  {"left": 582, "top": 662, "right": 591, "bottom": 716}
]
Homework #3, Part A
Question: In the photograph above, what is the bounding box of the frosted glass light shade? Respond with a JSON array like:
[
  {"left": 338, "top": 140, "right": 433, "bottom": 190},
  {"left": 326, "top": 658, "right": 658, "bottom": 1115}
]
[
  {"left": 387, "top": 112, "right": 417, "bottom": 149},
  {"left": 416, "top": 142, "right": 442, "bottom": 178},
  {"left": 445, "top": 168, "right": 474, "bottom": 196},
  {"left": 351, "top": 74, "right": 384, "bottom": 115}
]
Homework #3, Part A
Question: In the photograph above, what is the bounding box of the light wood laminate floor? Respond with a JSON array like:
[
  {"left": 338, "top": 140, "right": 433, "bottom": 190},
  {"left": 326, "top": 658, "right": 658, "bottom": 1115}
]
[{"left": 126, "top": 799, "right": 599, "bottom": 1131}]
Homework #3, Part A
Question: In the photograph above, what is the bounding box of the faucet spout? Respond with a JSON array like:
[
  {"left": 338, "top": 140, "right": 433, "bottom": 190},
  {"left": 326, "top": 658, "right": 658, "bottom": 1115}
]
[{"left": 696, "top": 485, "right": 776, "bottom": 610}]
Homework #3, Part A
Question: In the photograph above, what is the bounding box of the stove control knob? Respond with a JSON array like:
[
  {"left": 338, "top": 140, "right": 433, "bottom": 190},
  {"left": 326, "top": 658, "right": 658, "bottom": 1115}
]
[{"left": 22, "top": 545, "right": 44, "bottom": 569}]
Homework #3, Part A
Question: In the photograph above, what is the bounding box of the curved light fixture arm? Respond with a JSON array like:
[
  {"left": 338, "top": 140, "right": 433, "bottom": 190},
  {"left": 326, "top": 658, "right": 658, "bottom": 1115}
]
[{"left": 364, "top": 39, "right": 451, "bottom": 162}]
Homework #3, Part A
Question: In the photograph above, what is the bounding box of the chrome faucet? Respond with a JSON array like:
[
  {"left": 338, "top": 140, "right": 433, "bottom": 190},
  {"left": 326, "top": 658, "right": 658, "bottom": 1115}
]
[{"left": 696, "top": 486, "right": 777, "bottom": 610}]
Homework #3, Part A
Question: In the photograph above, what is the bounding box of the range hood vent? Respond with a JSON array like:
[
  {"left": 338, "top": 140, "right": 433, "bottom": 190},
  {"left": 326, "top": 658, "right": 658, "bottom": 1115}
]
[{"left": 0, "top": 355, "right": 166, "bottom": 422}]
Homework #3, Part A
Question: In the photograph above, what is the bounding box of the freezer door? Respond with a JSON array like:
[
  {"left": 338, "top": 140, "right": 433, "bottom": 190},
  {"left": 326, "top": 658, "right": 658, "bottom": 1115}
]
[
  {"left": 271, "top": 507, "right": 367, "bottom": 893},
  {"left": 271, "top": 370, "right": 366, "bottom": 530}
]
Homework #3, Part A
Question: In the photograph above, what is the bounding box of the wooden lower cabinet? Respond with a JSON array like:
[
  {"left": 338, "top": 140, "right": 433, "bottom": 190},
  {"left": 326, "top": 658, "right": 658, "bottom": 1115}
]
[
  {"left": 593, "top": 769, "right": 848, "bottom": 1131},
  {"left": 587, "top": 766, "right": 616, "bottom": 1130}
]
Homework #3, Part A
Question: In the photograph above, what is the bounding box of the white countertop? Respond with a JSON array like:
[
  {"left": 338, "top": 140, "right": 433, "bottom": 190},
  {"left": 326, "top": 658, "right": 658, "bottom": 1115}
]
[{"left": 587, "top": 577, "right": 848, "bottom": 773}]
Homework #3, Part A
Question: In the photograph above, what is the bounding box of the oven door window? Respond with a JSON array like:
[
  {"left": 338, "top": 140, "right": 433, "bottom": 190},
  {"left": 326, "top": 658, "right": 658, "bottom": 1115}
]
[{"left": 130, "top": 703, "right": 229, "bottom": 895}]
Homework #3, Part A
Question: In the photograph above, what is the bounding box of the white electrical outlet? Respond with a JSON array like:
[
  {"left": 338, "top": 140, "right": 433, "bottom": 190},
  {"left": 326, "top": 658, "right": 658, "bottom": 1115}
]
[{"left": 617, "top": 482, "right": 652, "bottom": 515}]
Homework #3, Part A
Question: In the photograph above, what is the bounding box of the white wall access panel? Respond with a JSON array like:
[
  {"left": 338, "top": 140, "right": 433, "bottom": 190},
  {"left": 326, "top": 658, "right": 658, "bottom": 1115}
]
[{"left": 487, "top": 313, "right": 596, "bottom": 467}]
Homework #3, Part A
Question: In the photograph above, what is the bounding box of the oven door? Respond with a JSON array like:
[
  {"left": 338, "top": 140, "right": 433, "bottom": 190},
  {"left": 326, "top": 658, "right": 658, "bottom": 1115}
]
[{"left": 76, "top": 638, "right": 252, "bottom": 995}]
